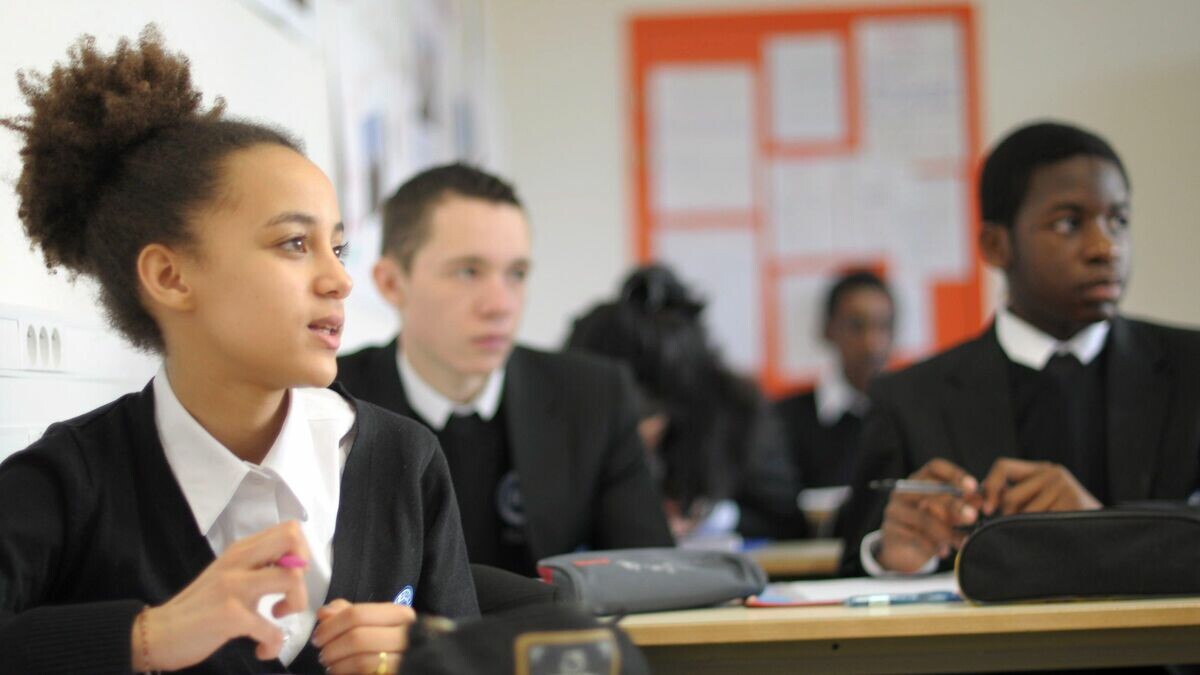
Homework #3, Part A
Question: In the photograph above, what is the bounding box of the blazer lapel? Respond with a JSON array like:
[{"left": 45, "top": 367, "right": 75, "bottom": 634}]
[
  {"left": 941, "top": 326, "right": 1020, "bottom": 479},
  {"left": 1105, "top": 317, "right": 1170, "bottom": 502},
  {"left": 503, "top": 348, "right": 574, "bottom": 562}
]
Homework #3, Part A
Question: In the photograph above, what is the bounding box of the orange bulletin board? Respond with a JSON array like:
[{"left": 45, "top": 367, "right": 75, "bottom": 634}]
[{"left": 629, "top": 5, "right": 984, "bottom": 395}]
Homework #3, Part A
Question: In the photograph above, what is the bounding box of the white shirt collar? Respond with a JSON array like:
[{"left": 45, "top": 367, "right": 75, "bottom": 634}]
[
  {"left": 814, "top": 360, "right": 871, "bottom": 426},
  {"left": 153, "top": 368, "right": 352, "bottom": 537},
  {"left": 152, "top": 368, "right": 355, "bottom": 665},
  {"left": 396, "top": 345, "right": 505, "bottom": 431},
  {"left": 994, "top": 308, "right": 1110, "bottom": 371}
]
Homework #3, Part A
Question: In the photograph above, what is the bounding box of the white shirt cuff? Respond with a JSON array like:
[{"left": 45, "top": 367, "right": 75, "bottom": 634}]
[{"left": 859, "top": 529, "right": 940, "bottom": 577}]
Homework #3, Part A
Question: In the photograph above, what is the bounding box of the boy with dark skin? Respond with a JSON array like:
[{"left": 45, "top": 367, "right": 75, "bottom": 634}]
[
  {"left": 776, "top": 271, "right": 896, "bottom": 489},
  {"left": 839, "top": 122, "right": 1200, "bottom": 576}
]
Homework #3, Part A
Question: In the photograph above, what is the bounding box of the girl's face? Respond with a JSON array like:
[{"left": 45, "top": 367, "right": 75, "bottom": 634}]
[{"left": 180, "top": 143, "right": 351, "bottom": 390}]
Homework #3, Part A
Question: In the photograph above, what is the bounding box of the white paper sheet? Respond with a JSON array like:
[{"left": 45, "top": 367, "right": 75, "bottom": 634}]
[
  {"left": 777, "top": 274, "right": 829, "bottom": 377},
  {"left": 766, "top": 34, "right": 846, "bottom": 143},
  {"left": 648, "top": 65, "right": 757, "bottom": 212},
  {"left": 889, "top": 267, "right": 932, "bottom": 354},
  {"left": 770, "top": 159, "right": 845, "bottom": 257},
  {"left": 758, "top": 572, "right": 959, "bottom": 606},
  {"left": 857, "top": 17, "right": 966, "bottom": 159},
  {"left": 655, "top": 228, "right": 761, "bottom": 374},
  {"left": 901, "top": 176, "right": 969, "bottom": 278}
]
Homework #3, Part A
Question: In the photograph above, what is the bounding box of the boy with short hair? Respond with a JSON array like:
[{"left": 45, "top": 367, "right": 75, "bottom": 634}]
[
  {"left": 337, "top": 164, "right": 672, "bottom": 576},
  {"left": 839, "top": 121, "right": 1200, "bottom": 577}
]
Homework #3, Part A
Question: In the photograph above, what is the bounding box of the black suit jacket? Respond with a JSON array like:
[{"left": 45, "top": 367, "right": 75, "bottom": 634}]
[
  {"left": 337, "top": 341, "right": 673, "bottom": 564},
  {"left": 839, "top": 316, "right": 1200, "bottom": 576},
  {"left": 775, "top": 390, "right": 863, "bottom": 489}
]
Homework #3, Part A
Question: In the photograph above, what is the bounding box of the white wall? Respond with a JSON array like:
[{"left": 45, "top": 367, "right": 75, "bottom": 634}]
[
  {"left": 490, "top": 0, "right": 1200, "bottom": 351},
  {"left": 0, "top": 0, "right": 334, "bottom": 456},
  {"left": 0, "top": 0, "right": 335, "bottom": 318}
]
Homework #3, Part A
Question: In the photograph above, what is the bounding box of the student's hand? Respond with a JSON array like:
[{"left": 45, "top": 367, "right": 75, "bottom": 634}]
[
  {"left": 312, "top": 598, "right": 417, "bottom": 674},
  {"left": 877, "top": 459, "right": 982, "bottom": 573},
  {"left": 980, "top": 458, "right": 1102, "bottom": 516},
  {"left": 131, "top": 521, "right": 311, "bottom": 672}
]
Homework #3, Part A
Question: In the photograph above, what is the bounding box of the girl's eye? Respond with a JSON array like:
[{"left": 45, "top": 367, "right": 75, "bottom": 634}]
[
  {"left": 282, "top": 237, "right": 308, "bottom": 254},
  {"left": 333, "top": 241, "right": 350, "bottom": 262},
  {"left": 455, "top": 266, "right": 479, "bottom": 279}
]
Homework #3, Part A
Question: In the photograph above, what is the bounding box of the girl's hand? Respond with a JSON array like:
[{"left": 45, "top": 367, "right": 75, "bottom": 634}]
[
  {"left": 131, "top": 520, "right": 311, "bottom": 671},
  {"left": 311, "top": 599, "right": 418, "bottom": 674}
]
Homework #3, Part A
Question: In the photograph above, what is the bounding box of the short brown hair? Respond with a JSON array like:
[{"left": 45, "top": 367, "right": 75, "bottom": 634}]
[{"left": 380, "top": 162, "right": 522, "bottom": 269}]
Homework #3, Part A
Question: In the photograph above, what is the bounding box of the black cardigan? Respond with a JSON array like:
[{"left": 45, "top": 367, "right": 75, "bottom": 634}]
[{"left": 0, "top": 383, "right": 478, "bottom": 673}]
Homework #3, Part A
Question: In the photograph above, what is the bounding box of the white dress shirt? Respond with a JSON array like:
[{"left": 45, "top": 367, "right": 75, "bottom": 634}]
[
  {"left": 860, "top": 310, "right": 1110, "bottom": 577},
  {"left": 396, "top": 347, "right": 504, "bottom": 431},
  {"left": 153, "top": 368, "right": 356, "bottom": 665},
  {"left": 994, "top": 308, "right": 1109, "bottom": 369},
  {"left": 814, "top": 360, "right": 872, "bottom": 427}
]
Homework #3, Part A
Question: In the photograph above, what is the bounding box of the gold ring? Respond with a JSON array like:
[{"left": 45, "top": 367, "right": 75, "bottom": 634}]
[{"left": 375, "top": 651, "right": 389, "bottom": 675}]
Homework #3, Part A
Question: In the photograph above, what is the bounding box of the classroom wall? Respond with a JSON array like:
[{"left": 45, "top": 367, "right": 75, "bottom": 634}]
[
  {"left": 0, "top": 0, "right": 335, "bottom": 456},
  {"left": 490, "top": 0, "right": 1200, "bottom": 353},
  {"left": 0, "top": 0, "right": 335, "bottom": 318}
]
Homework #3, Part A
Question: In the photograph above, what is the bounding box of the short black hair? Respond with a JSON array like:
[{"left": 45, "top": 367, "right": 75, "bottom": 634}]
[
  {"left": 980, "top": 121, "right": 1129, "bottom": 228},
  {"left": 824, "top": 270, "right": 892, "bottom": 325},
  {"left": 380, "top": 162, "right": 522, "bottom": 268}
]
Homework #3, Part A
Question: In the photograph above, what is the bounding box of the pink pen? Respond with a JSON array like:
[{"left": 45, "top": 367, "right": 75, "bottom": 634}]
[{"left": 276, "top": 554, "right": 307, "bottom": 569}]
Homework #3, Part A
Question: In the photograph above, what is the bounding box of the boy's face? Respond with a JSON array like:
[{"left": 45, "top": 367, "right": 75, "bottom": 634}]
[
  {"left": 825, "top": 286, "right": 894, "bottom": 393},
  {"left": 381, "top": 194, "right": 531, "bottom": 382},
  {"left": 982, "top": 155, "right": 1131, "bottom": 340}
]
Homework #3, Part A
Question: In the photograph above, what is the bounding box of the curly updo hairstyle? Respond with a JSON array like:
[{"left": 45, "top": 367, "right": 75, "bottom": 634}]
[{"left": 2, "top": 26, "right": 300, "bottom": 351}]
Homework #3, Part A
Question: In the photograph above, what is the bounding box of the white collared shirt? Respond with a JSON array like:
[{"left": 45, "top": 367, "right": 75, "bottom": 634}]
[
  {"left": 396, "top": 346, "right": 505, "bottom": 431},
  {"left": 154, "top": 368, "right": 356, "bottom": 665},
  {"left": 994, "top": 308, "right": 1109, "bottom": 370},
  {"left": 814, "top": 360, "right": 872, "bottom": 427},
  {"left": 860, "top": 310, "right": 1112, "bottom": 577}
]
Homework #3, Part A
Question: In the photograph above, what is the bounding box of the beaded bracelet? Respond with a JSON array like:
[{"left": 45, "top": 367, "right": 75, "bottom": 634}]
[{"left": 136, "top": 605, "right": 159, "bottom": 675}]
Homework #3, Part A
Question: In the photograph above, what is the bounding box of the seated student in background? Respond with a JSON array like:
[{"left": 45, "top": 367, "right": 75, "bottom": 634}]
[
  {"left": 337, "top": 164, "right": 672, "bottom": 576},
  {"left": 776, "top": 270, "right": 895, "bottom": 489},
  {"left": 566, "top": 265, "right": 808, "bottom": 543},
  {"left": 0, "top": 29, "right": 476, "bottom": 674},
  {"left": 839, "top": 120, "right": 1200, "bottom": 577}
]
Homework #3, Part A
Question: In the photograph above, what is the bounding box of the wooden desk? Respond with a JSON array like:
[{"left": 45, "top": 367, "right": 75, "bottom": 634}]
[
  {"left": 747, "top": 539, "right": 842, "bottom": 578},
  {"left": 621, "top": 597, "right": 1200, "bottom": 673}
]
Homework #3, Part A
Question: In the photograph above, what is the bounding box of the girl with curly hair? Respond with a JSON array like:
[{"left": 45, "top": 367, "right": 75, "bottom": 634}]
[{"left": 0, "top": 27, "right": 477, "bottom": 674}]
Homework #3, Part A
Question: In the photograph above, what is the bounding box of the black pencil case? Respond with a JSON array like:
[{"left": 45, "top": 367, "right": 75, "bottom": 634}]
[
  {"left": 537, "top": 548, "right": 767, "bottom": 615},
  {"left": 955, "top": 507, "right": 1200, "bottom": 603}
]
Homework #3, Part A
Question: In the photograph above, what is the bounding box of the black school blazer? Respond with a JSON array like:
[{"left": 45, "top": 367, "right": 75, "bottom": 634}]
[
  {"left": 0, "top": 383, "right": 478, "bottom": 674},
  {"left": 337, "top": 341, "right": 674, "bottom": 564},
  {"left": 838, "top": 316, "right": 1200, "bottom": 576}
]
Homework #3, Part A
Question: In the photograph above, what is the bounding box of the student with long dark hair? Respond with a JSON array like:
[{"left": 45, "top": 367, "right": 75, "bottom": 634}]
[
  {"left": 566, "top": 264, "right": 807, "bottom": 541},
  {"left": 0, "top": 28, "right": 476, "bottom": 674}
]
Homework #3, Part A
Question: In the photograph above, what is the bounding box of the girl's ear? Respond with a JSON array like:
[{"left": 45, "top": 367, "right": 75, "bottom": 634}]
[
  {"left": 979, "top": 221, "right": 1013, "bottom": 270},
  {"left": 373, "top": 256, "right": 408, "bottom": 309},
  {"left": 137, "top": 243, "right": 195, "bottom": 313}
]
